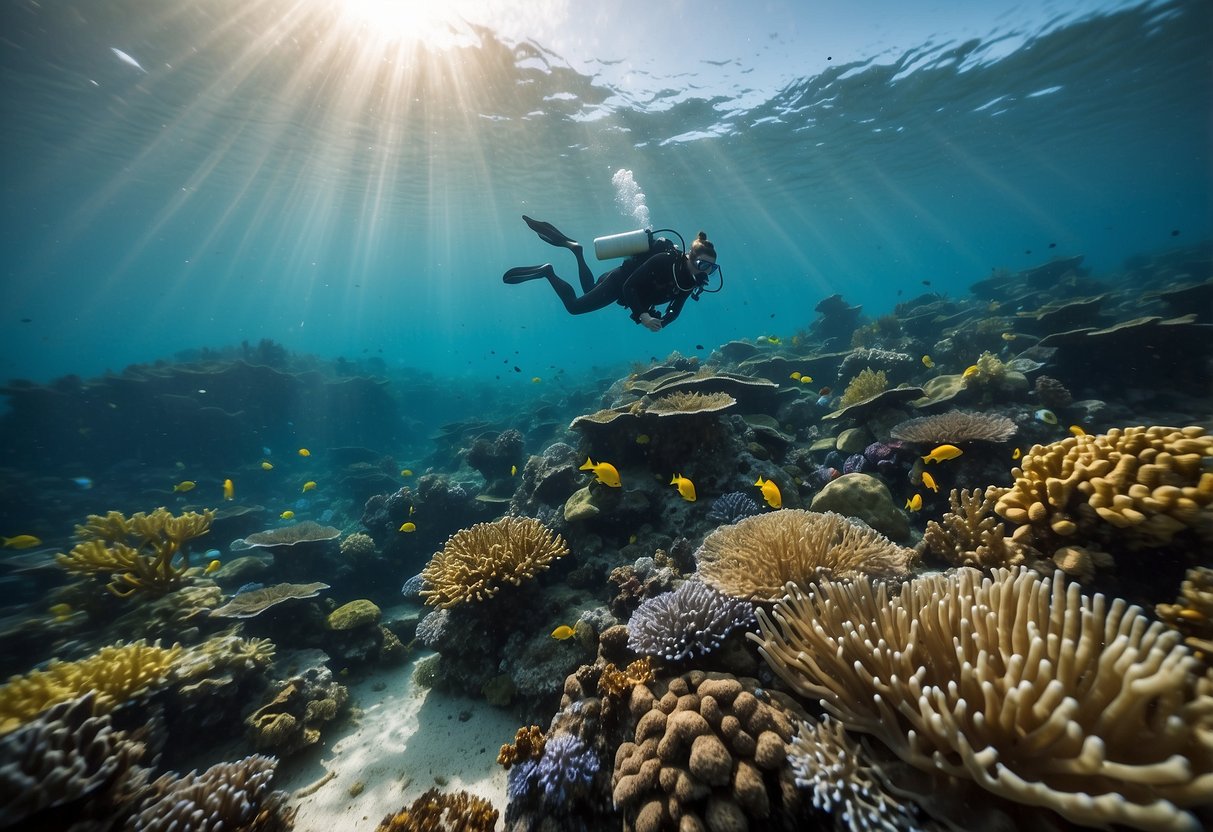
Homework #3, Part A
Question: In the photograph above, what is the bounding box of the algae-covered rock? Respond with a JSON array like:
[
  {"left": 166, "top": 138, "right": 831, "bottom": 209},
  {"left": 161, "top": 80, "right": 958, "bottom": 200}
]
[
  {"left": 327, "top": 599, "right": 381, "bottom": 630},
  {"left": 810, "top": 473, "right": 911, "bottom": 542},
  {"left": 563, "top": 486, "right": 601, "bottom": 522},
  {"left": 836, "top": 428, "right": 870, "bottom": 454}
]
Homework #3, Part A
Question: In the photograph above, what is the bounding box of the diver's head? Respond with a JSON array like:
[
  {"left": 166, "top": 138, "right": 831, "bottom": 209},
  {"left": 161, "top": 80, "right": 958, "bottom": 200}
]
[{"left": 688, "top": 230, "right": 717, "bottom": 277}]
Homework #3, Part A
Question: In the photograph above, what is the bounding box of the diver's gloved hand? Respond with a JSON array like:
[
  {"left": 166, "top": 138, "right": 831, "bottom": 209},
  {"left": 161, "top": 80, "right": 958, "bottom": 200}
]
[{"left": 639, "top": 313, "right": 662, "bottom": 332}]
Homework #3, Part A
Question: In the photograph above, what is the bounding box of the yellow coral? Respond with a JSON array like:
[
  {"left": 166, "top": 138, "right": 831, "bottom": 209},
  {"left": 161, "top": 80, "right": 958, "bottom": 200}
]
[
  {"left": 962, "top": 350, "right": 1005, "bottom": 386},
  {"left": 57, "top": 508, "right": 214, "bottom": 598},
  {"left": 995, "top": 426, "right": 1213, "bottom": 555},
  {"left": 497, "top": 724, "right": 546, "bottom": 769},
  {"left": 839, "top": 367, "right": 887, "bottom": 407},
  {"left": 375, "top": 789, "right": 498, "bottom": 832},
  {"left": 419, "top": 516, "right": 568, "bottom": 608},
  {"left": 0, "top": 640, "right": 184, "bottom": 734},
  {"left": 598, "top": 656, "right": 655, "bottom": 698}
]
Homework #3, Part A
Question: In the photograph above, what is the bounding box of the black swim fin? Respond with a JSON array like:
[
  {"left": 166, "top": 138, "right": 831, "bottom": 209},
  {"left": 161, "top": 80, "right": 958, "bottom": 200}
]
[
  {"left": 523, "top": 215, "right": 578, "bottom": 249},
  {"left": 503, "top": 264, "right": 555, "bottom": 284}
]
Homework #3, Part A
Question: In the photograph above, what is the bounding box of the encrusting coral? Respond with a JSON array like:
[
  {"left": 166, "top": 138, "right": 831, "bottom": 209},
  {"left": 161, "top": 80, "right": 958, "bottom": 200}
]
[
  {"left": 750, "top": 567, "right": 1213, "bottom": 831},
  {"left": 375, "top": 788, "right": 498, "bottom": 832},
  {"left": 419, "top": 516, "right": 568, "bottom": 608},
  {"left": 838, "top": 367, "right": 887, "bottom": 407},
  {"left": 56, "top": 507, "right": 214, "bottom": 598},
  {"left": 890, "top": 410, "right": 1018, "bottom": 444},
  {"left": 695, "top": 510, "right": 914, "bottom": 602},
  {"left": 994, "top": 425, "right": 1213, "bottom": 555}
]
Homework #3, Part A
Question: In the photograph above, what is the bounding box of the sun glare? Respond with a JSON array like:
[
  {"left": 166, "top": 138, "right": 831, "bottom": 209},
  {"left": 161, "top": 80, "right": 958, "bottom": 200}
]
[{"left": 336, "top": 0, "right": 487, "bottom": 46}]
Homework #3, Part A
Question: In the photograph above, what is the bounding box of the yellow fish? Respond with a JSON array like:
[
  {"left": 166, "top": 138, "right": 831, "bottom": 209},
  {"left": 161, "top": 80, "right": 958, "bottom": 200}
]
[
  {"left": 921, "top": 471, "right": 938, "bottom": 492},
  {"left": 1069, "top": 425, "right": 1086, "bottom": 437},
  {"left": 223, "top": 478, "right": 235, "bottom": 501},
  {"left": 280, "top": 510, "right": 295, "bottom": 520},
  {"left": 921, "top": 355, "right": 935, "bottom": 369},
  {"left": 1001, "top": 332, "right": 1016, "bottom": 342},
  {"left": 799, "top": 376, "right": 813, "bottom": 384},
  {"left": 754, "top": 476, "right": 782, "bottom": 509},
  {"left": 531, "top": 376, "right": 542, "bottom": 384},
  {"left": 962, "top": 365, "right": 979, "bottom": 379},
  {"left": 580, "top": 457, "right": 621, "bottom": 488},
  {"left": 628, "top": 534, "right": 637, "bottom": 544},
  {"left": 511, "top": 465, "right": 518, "bottom": 476},
  {"left": 399, "top": 522, "right": 417, "bottom": 533},
  {"left": 1011, "top": 448, "right": 1022, "bottom": 460},
  {"left": 922, "top": 444, "right": 963, "bottom": 464},
  {"left": 261, "top": 461, "right": 274, "bottom": 470},
  {"left": 669, "top": 474, "right": 697, "bottom": 503},
  {"left": 551, "top": 625, "right": 575, "bottom": 640},
  {"left": 298, "top": 448, "right": 311, "bottom": 457},
  {"left": 173, "top": 480, "right": 196, "bottom": 492},
  {"left": 48, "top": 603, "right": 72, "bottom": 621},
  {"left": 2, "top": 534, "right": 42, "bottom": 549},
  {"left": 790, "top": 372, "right": 802, "bottom": 380},
  {"left": 204, "top": 559, "right": 221, "bottom": 575},
  {"left": 401, "top": 468, "right": 414, "bottom": 477},
  {"left": 1035, "top": 409, "right": 1058, "bottom": 425},
  {"left": 302, "top": 481, "right": 317, "bottom": 492},
  {"left": 408, "top": 505, "right": 415, "bottom": 516},
  {"left": 635, "top": 434, "right": 650, "bottom": 445},
  {"left": 905, "top": 494, "right": 923, "bottom": 511}
]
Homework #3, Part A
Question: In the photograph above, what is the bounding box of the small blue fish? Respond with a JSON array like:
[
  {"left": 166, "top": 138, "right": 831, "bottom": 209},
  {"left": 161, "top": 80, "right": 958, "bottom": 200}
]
[
  {"left": 234, "top": 582, "right": 265, "bottom": 595},
  {"left": 72, "top": 477, "right": 94, "bottom": 490}
]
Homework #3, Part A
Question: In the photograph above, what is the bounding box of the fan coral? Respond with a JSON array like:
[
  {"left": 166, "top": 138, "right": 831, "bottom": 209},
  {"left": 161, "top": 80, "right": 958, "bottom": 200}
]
[
  {"left": 890, "top": 410, "right": 1018, "bottom": 444},
  {"left": 0, "top": 640, "right": 184, "bottom": 734},
  {"left": 995, "top": 425, "right": 1213, "bottom": 553},
  {"left": 626, "top": 581, "right": 755, "bottom": 661},
  {"left": 376, "top": 788, "right": 498, "bottom": 832},
  {"left": 918, "top": 486, "right": 1029, "bottom": 569},
  {"left": 506, "top": 733, "right": 599, "bottom": 805},
  {"left": 695, "top": 510, "right": 914, "bottom": 602},
  {"left": 57, "top": 508, "right": 214, "bottom": 598},
  {"left": 645, "top": 390, "right": 736, "bottom": 416},
  {"left": 750, "top": 567, "right": 1213, "bottom": 831},
  {"left": 128, "top": 754, "right": 293, "bottom": 832},
  {"left": 839, "top": 367, "right": 888, "bottom": 407},
  {"left": 419, "top": 516, "right": 568, "bottom": 608},
  {"left": 706, "top": 491, "right": 762, "bottom": 525}
]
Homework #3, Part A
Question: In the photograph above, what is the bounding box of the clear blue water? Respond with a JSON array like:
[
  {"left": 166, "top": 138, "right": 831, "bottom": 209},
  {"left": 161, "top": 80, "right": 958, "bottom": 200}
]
[{"left": 0, "top": 0, "right": 1209, "bottom": 383}]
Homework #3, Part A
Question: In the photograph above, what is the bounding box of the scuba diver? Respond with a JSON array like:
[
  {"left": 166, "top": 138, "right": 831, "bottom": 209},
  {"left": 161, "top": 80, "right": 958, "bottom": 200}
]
[{"left": 503, "top": 215, "right": 720, "bottom": 331}]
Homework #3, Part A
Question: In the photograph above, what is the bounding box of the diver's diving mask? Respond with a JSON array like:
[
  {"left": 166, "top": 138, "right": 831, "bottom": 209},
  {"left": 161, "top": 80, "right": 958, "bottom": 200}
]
[{"left": 695, "top": 259, "right": 719, "bottom": 275}]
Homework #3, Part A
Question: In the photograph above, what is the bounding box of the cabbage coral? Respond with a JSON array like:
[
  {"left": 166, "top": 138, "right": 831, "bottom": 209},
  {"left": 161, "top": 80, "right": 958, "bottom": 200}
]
[
  {"left": 695, "top": 510, "right": 913, "bottom": 602},
  {"left": 419, "top": 516, "right": 568, "bottom": 608},
  {"left": 751, "top": 567, "right": 1213, "bottom": 831}
]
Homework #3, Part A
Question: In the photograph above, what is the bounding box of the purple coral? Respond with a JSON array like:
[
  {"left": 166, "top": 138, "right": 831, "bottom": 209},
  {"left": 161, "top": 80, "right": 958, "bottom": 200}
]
[
  {"left": 626, "top": 580, "right": 756, "bottom": 661},
  {"left": 706, "top": 491, "right": 762, "bottom": 525},
  {"left": 507, "top": 733, "right": 599, "bottom": 806},
  {"left": 862, "top": 440, "right": 908, "bottom": 475}
]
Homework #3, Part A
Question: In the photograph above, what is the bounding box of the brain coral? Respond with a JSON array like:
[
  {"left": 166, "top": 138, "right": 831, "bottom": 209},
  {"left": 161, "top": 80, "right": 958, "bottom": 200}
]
[
  {"left": 695, "top": 510, "right": 913, "bottom": 602},
  {"left": 890, "top": 410, "right": 1018, "bottom": 444},
  {"left": 626, "top": 580, "right": 756, "bottom": 662},
  {"left": 995, "top": 425, "right": 1213, "bottom": 553},
  {"left": 419, "top": 516, "right": 568, "bottom": 608},
  {"left": 750, "top": 567, "right": 1213, "bottom": 831}
]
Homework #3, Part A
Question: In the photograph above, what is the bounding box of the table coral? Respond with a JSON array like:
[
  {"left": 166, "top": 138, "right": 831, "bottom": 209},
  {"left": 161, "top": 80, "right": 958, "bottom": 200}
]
[
  {"left": 419, "top": 516, "right": 568, "bottom": 608},
  {"left": 751, "top": 567, "right": 1213, "bottom": 831},
  {"left": 56, "top": 507, "right": 215, "bottom": 598}
]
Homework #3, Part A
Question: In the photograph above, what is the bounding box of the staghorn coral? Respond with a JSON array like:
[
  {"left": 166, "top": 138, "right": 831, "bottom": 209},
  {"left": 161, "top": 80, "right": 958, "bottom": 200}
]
[
  {"left": 839, "top": 367, "right": 887, "bottom": 407},
  {"left": 750, "top": 567, "right": 1213, "bottom": 831},
  {"left": 995, "top": 425, "right": 1213, "bottom": 555},
  {"left": 0, "top": 692, "right": 151, "bottom": 829},
  {"left": 57, "top": 508, "right": 214, "bottom": 598},
  {"left": 419, "top": 516, "right": 568, "bottom": 608},
  {"left": 918, "top": 486, "right": 1030, "bottom": 569},
  {"left": 626, "top": 580, "right": 755, "bottom": 662},
  {"left": 890, "top": 410, "right": 1018, "bottom": 445},
  {"left": 695, "top": 510, "right": 914, "bottom": 602},
  {"left": 128, "top": 754, "right": 293, "bottom": 832},
  {"left": 376, "top": 788, "right": 498, "bottom": 832},
  {"left": 0, "top": 641, "right": 184, "bottom": 734},
  {"left": 1157, "top": 566, "right": 1213, "bottom": 659},
  {"left": 497, "top": 725, "right": 545, "bottom": 769},
  {"left": 645, "top": 390, "right": 736, "bottom": 416}
]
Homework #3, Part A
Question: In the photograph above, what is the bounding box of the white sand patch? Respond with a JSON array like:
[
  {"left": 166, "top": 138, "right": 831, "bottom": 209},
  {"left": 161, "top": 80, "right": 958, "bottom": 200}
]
[{"left": 277, "top": 652, "right": 517, "bottom": 831}]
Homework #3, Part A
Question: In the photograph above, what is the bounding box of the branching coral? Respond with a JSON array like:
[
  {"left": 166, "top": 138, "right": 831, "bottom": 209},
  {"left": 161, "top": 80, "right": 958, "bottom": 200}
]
[
  {"left": 918, "top": 486, "right": 1029, "bottom": 569},
  {"left": 750, "top": 567, "right": 1213, "bottom": 831},
  {"left": 695, "top": 510, "right": 914, "bottom": 602},
  {"left": 890, "top": 410, "right": 1018, "bottom": 444},
  {"left": 0, "top": 641, "right": 184, "bottom": 734},
  {"left": 376, "top": 788, "right": 498, "bottom": 832},
  {"left": 419, "top": 516, "right": 568, "bottom": 608},
  {"left": 626, "top": 580, "right": 755, "bottom": 662},
  {"left": 995, "top": 425, "right": 1213, "bottom": 555},
  {"left": 497, "top": 725, "right": 546, "bottom": 769},
  {"left": 57, "top": 508, "right": 214, "bottom": 598},
  {"left": 597, "top": 657, "right": 654, "bottom": 698},
  {"left": 839, "top": 367, "right": 887, "bottom": 407}
]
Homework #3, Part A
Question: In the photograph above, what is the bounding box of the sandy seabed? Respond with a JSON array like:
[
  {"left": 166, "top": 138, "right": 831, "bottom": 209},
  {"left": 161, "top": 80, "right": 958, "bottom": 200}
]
[{"left": 276, "top": 650, "right": 518, "bottom": 831}]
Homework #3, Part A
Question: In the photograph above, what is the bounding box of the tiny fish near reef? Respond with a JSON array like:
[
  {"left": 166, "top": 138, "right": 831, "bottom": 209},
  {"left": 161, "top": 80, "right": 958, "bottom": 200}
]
[
  {"left": 579, "top": 458, "right": 621, "bottom": 488},
  {"left": 669, "top": 474, "right": 697, "bottom": 502}
]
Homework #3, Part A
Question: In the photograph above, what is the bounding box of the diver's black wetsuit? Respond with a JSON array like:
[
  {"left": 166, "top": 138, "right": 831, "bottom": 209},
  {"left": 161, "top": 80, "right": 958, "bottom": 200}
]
[{"left": 505, "top": 240, "right": 700, "bottom": 328}]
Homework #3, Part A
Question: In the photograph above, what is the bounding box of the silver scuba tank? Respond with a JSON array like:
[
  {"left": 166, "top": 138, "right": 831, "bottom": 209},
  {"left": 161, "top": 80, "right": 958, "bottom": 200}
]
[{"left": 593, "top": 228, "right": 653, "bottom": 261}]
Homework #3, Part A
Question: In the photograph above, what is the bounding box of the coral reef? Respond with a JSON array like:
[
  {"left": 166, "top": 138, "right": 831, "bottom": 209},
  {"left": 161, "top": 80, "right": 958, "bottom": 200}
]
[
  {"left": 244, "top": 521, "right": 341, "bottom": 580},
  {"left": 890, "top": 410, "right": 1018, "bottom": 444},
  {"left": 420, "top": 516, "right": 568, "bottom": 608},
  {"left": 497, "top": 724, "right": 546, "bottom": 769},
  {"left": 128, "top": 754, "right": 294, "bottom": 831},
  {"left": 506, "top": 732, "right": 600, "bottom": 806},
  {"left": 1033, "top": 375, "right": 1073, "bottom": 409},
  {"left": 695, "top": 510, "right": 914, "bottom": 602},
  {"left": 339, "top": 531, "right": 376, "bottom": 559},
  {"left": 598, "top": 657, "right": 655, "bottom": 699},
  {"left": 56, "top": 508, "right": 214, "bottom": 598},
  {"left": 625, "top": 580, "right": 755, "bottom": 662},
  {"left": 751, "top": 567, "right": 1213, "bottom": 830},
  {"left": 838, "top": 367, "right": 887, "bottom": 407},
  {"left": 375, "top": 788, "right": 498, "bottom": 832},
  {"left": 247, "top": 666, "right": 349, "bottom": 757}
]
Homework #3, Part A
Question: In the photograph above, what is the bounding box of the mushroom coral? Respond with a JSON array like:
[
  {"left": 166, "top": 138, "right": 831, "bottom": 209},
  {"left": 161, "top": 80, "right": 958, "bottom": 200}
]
[
  {"left": 419, "top": 516, "right": 568, "bottom": 608},
  {"left": 750, "top": 567, "right": 1213, "bottom": 831}
]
